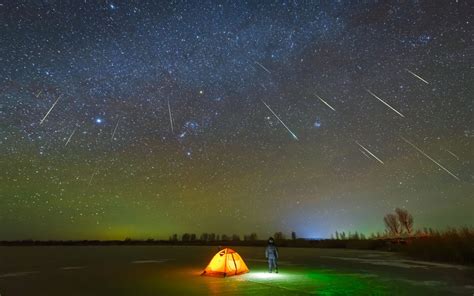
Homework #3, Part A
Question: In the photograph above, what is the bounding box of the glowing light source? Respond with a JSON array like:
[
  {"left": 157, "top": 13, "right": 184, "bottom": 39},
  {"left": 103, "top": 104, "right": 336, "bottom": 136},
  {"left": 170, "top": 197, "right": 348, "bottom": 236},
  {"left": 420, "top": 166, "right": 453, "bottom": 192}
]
[
  {"left": 247, "top": 272, "right": 283, "bottom": 280},
  {"left": 201, "top": 248, "right": 249, "bottom": 277}
]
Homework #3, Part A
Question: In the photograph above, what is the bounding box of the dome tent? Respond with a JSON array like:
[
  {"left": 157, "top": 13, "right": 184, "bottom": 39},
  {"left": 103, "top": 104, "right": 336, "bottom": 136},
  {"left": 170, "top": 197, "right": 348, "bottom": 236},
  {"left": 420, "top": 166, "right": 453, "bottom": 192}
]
[{"left": 201, "top": 248, "right": 249, "bottom": 277}]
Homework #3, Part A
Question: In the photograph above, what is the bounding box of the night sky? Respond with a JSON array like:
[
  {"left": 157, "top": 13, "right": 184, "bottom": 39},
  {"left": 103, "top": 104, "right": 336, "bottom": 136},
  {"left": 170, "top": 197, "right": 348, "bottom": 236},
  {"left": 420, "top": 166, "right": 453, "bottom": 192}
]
[{"left": 1, "top": 1, "right": 472, "bottom": 240}]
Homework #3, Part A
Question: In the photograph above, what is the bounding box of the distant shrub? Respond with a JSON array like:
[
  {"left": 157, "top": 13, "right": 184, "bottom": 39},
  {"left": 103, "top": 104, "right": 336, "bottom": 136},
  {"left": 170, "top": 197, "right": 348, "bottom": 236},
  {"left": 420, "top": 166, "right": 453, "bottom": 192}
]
[{"left": 402, "top": 227, "right": 474, "bottom": 265}]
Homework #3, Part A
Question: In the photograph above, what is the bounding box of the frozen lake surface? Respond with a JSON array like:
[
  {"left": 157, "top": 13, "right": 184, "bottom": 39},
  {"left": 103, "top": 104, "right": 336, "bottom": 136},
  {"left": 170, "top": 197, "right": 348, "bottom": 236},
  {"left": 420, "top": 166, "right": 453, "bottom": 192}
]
[{"left": 0, "top": 246, "right": 473, "bottom": 295}]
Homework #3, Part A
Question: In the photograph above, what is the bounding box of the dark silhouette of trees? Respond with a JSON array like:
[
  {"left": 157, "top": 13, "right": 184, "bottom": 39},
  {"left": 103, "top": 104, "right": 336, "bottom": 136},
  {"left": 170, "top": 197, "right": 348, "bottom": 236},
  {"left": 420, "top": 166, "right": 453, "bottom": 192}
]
[
  {"left": 274, "top": 232, "right": 285, "bottom": 241},
  {"left": 181, "top": 233, "right": 191, "bottom": 241},
  {"left": 331, "top": 231, "right": 366, "bottom": 240},
  {"left": 383, "top": 208, "right": 414, "bottom": 237},
  {"left": 340, "top": 232, "right": 346, "bottom": 240},
  {"left": 384, "top": 213, "right": 401, "bottom": 236},
  {"left": 232, "top": 234, "right": 241, "bottom": 241},
  {"left": 291, "top": 231, "right": 297, "bottom": 240},
  {"left": 244, "top": 233, "right": 258, "bottom": 241},
  {"left": 200, "top": 233, "right": 217, "bottom": 241},
  {"left": 180, "top": 233, "right": 196, "bottom": 241},
  {"left": 200, "top": 233, "right": 209, "bottom": 242},
  {"left": 395, "top": 208, "right": 414, "bottom": 235},
  {"left": 350, "top": 231, "right": 360, "bottom": 240}
]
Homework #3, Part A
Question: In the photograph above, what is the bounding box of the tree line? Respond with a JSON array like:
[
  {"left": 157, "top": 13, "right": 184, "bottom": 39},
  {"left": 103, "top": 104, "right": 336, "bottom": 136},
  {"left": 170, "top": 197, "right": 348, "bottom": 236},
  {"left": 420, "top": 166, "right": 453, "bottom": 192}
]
[
  {"left": 330, "top": 207, "right": 462, "bottom": 240},
  {"left": 330, "top": 208, "right": 415, "bottom": 240},
  {"left": 169, "top": 231, "right": 297, "bottom": 242}
]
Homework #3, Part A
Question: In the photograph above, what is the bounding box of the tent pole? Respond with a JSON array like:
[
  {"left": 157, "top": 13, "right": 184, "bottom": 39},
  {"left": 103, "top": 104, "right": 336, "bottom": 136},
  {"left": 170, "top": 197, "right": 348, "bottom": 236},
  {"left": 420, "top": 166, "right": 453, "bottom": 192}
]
[
  {"left": 224, "top": 248, "right": 227, "bottom": 276},
  {"left": 231, "top": 253, "right": 238, "bottom": 275}
]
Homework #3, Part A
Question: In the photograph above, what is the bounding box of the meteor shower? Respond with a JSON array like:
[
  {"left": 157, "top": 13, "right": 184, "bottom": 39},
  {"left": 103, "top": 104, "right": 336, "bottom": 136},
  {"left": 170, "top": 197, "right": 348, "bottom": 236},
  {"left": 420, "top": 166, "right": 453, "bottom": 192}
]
[{"left": 1, "top": 1, "right": 472, "bottom": 295}]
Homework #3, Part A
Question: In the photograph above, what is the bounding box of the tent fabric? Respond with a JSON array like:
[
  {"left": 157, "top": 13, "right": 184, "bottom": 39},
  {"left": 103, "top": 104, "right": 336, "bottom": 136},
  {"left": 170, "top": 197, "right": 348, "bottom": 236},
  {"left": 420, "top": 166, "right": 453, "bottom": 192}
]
[{"left": 201, "top": 248, "right": 249, "bottom": 277}]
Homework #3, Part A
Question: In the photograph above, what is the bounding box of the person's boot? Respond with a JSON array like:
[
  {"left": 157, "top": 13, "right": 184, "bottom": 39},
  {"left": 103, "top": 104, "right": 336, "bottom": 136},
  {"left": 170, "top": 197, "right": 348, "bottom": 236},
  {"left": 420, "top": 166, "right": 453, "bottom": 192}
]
[{"left": 275, "top": 268, "right": 279, "bottom": 273}]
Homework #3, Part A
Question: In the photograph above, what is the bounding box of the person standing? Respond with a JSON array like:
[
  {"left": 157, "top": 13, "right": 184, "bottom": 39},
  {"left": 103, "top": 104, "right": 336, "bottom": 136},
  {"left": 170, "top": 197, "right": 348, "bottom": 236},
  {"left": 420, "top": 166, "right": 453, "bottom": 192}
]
[{"left": 265, "top": 237, "right": 279, "bottom": 273}]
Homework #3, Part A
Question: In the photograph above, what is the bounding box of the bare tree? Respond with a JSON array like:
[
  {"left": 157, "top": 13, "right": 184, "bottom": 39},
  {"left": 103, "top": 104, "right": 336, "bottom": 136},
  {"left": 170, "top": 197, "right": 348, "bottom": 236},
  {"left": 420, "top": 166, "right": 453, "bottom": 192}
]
[
  {"left": 249, "top": 233, "right": 258, "bottom": 241},
  {"left": 395, "top": 208, "right": 414, "bottom": 235},
  {"left": 351, "top": 231, "right": 360, "bottom": 240},
  {"left": 384, "top": 213, "right": 401, "bottom": 237},
  {"left": 182, "top": 233, "right": 191, "bottom": 241},
  {"left": 340, "top": 231, "right": 346, "bottom": 240},
  {"left": 274, "top": 232, "right": 285, "bottom": 241},
  {"left": 200, "top": 233, "right": 209, "bottom": 242}
]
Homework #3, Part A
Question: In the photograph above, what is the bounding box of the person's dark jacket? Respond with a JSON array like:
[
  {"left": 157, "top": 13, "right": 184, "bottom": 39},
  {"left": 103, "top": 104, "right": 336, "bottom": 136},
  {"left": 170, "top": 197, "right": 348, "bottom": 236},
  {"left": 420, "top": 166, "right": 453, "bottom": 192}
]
[{"left": 265, "top": 244, "right": 279, "bottom": 259}]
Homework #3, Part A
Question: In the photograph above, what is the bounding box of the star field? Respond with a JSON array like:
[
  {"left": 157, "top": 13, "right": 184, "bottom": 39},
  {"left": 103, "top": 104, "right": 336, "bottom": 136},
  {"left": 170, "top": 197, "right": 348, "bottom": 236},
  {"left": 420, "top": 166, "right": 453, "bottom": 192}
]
[{"left": 0, "top": 1, "right": 472, "bottom": 240}]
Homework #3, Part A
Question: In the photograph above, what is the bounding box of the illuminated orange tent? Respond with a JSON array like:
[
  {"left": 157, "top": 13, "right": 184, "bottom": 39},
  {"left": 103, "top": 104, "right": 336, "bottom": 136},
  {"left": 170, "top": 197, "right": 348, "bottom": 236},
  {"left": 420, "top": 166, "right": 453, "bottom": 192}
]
[{"left": 201, "top": 248, "right": 249, "bottom": 277}]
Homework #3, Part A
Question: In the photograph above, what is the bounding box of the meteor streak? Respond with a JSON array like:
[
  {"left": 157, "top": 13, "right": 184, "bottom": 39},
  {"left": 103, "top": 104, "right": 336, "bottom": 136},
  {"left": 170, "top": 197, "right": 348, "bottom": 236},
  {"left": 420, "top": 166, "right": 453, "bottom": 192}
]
[
  {"left": 401, "top": 136, "right": 460, "bottom": 181},
  {"left": 167, "top": 99, "right": 174, "bottom": 133},
  {"left": 359, "top": 148, "right": 371, "bottom": 160},
  {"left": 355, "top": 141, "right": 384, "bottom": 165},
  {"left": 315, "top": 94, "right": 336, "bottom": 111},
  {"left": 445, "top": 149, "right": 460, "bottom": 160},
  {"left": 39, "top": 95, "right": 62, "bottom": 125},
  {"left": 405, "top": 68, "right": 429, "bottom": 84},
  {"left": 261, "top": 100, "right": 298, "bottom": 140},
  {"left": 255, "top": 61, "right": 271, "bottom": 74},
  {"left": 88, "top": 169, "right": 99, "bottom": 186},
  {"left": 65, "top": 128, "right": 76, "bottom": 147},
  {"left": 366, "top": 89, "right": 405, "bottom": 118},
  {"left": 111, "top": 119, "right": 120, "bottom": 140}
]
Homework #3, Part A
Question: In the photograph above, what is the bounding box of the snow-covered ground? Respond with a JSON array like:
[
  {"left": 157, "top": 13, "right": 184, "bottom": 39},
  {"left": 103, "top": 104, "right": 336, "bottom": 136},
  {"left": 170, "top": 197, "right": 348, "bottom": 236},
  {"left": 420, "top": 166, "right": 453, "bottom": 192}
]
[{"left": 0, "top": 246, "right": 472, "bottom": 295}]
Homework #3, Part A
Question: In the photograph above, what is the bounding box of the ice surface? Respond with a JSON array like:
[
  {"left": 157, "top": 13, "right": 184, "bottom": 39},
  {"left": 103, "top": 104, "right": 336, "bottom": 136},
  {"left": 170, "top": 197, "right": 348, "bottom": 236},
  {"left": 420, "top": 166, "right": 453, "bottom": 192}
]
[{"left": 0, "top": 246, "right": 472, "bottom": 295}]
